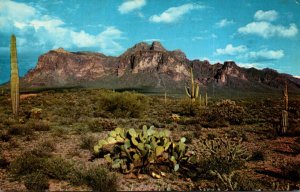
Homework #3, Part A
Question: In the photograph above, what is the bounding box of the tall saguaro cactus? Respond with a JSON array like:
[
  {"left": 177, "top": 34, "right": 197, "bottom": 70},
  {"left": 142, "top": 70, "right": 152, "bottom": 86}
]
[
  {"left": 283, "top": 81, "right": 288, "bottom": 111},
  {"left": 10, "top": 34, "right": 20, "bottom": 116},
  {"left": 281, "top": 81, "right": 288, "bottom": 134},
  {"left": 185, "top": 67, "right": 199, "bottom": 102}
]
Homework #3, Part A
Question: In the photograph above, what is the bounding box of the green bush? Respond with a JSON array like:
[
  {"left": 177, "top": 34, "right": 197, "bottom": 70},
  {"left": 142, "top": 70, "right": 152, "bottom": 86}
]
[
  {"left": 10, "top": 152, "right": 47, "bottom": 176},
  {"left": 207, "top": 99, "right": 245, "bottom": 125},
  {"left": 70, "top": 166, "right": 117, "bottom": 191},
  {"left": 98, "top": 91, "right": 149, "bottom": 118},
  {"left": 173, "top": 99, "right": 203, "bottom": 116},
  {"left": 24, "top": 172, "right": 49, "bottom": 190},
  {"left": 27, "top": 120, "right": 51, "bottom": 131},
  {"left": 7, "top": 124, "right": 33, "bottom": 136},
  {"left": 82, "top": 167, "right": 117, "bottom": 191},
  {"left": 80, "top": 135, "right": 96, "bottom": 150},
  {"left": 44, "top": 157, "right": 74, "bottom": 180},
  {"left": 87, "top": 119, "right": 116, "bottom": 132}
]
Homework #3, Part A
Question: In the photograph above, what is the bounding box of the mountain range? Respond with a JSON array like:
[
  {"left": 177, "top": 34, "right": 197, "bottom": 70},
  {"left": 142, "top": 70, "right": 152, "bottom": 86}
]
[{"left": 21, "top": 41, "right": 300, "bottom": 92}]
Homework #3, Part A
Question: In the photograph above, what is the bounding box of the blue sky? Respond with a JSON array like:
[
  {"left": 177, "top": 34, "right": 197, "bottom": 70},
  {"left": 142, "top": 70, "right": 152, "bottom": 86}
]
[{"left": 0, "top": 0, "right": 300, "bottom": 84}]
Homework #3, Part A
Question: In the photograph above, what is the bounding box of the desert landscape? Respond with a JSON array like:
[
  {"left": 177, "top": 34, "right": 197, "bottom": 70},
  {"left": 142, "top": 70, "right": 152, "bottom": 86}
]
[{"left": 1, "top": 0, "right": 300, "bottom": 191}]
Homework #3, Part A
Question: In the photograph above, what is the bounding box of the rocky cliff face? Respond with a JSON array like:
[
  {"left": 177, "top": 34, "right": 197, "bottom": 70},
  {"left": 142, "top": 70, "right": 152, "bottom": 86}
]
[{"left": 22, "top": 41, "right": 300, "bottom": 91}]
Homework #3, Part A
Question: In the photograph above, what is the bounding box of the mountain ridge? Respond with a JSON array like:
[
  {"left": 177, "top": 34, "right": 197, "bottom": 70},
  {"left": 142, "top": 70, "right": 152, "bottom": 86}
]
[{"left": 21, "top": 41, "right": 300, "bottom": 91}]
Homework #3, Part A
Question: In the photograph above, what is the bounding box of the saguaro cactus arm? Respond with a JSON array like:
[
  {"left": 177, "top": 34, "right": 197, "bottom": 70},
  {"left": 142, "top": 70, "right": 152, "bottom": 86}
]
[{"left": 185, "top": 67, "right": 199, "bottom": 101}]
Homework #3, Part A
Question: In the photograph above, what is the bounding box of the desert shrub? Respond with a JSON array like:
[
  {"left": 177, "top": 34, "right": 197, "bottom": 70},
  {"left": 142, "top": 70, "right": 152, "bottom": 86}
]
[
  {"left": 199, "top": 137, "right": 250, "bottom": 175},
  {"left": 231, "top": 172, "right": 264, "bottom": 191},
  {"left": 250, "top": 150, "right": 265, "bottom": 161},
  {"left": 51, "top": 126, "right": 68, "bottom": 137},
  {"left": 82, "top": 167, "right": 117, "bottom": 191},
  {"left": 0, "top": 132, "right": 11, "bottom": 142},
  {"left": 183, "top": 132, "right": 197, "bottom": 144},
  {"left": 173, "top": 99, "right": 203, "bottom": 116},
  {"left": 87, "top": 118, "right": 116, "bottom": 132},
  {"left": 58, "top": 117, "right": 74, "bottom": 125},
  {"left": 98, "top": 91, "right": 148, "bottom": 118},
  {"left": 27, "top": 120, "right": 50, "bottom": 131},
  {"left": 0, "top": 154, "right": 9, "bottom": 169},
  {"left": 44, "top": 157, "right": 74, "bottom": 180},
  {"left": 177, "top": 117, "right": 201, "bottom": 125},
  {"left": 280, "top": 161, "right": 300, "bottom": 182},
  {"left": 207, "top": 133, "right": 217, "bottom": 140},
  {"left": 10, "top": 152, "right": 47, "bottom": 176},
  {"left": 29, "top": 140, "right": 56, "bottom": 158},
  {"left": 10, "top": 141, "right": 55, "bottom": 177},
  {"left": 207, "top": 99, "right": 245, "bottom": 125},
  {"left": 202, "top": 119, "right": 230, "bottom": 128},
  {"left": 24, "top": 172, "right": 49, "bottom": 190},
  {"left": 93, "top": 126, "right": 195, "bottom": 175},
  {"left": 80, "top": 135, "right": 96, "bottom": 150},
  {"left": 228, "top": 130, "right": 248, "bottom": 141},
  {"left": 7, "top": 124, "right": 33, "bottom": 136}
]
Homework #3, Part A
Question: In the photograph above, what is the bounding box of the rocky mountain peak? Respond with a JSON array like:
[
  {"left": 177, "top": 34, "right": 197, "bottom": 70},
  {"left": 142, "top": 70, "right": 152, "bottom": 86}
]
[
  {"left": 132, "top": 42, "right": 150, "bottom": 51},
  {"left": 53, "top": 47, "right": 68, "bottom": 53},
  {"left": 150, "top": 41, "right": 166, "bottom": 52},
  {"left": 223, "top": 61, "right": 238, "bottom": 68}
]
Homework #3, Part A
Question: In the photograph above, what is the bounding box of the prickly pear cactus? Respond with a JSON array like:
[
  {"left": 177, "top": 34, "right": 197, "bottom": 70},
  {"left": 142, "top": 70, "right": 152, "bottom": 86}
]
[{"left": 94, "top": 125, "right": 195, "bottom": 175}]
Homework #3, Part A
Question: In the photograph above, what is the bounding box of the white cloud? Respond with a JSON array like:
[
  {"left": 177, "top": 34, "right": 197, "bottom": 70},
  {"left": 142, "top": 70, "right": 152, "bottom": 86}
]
[
  {"left": 294, "top": 76, "right": 300, "bottom": 79},
  {"left": 30, "top": 17, "right": 65, "bottom": 31},
  {"left": 0, "top": 0, "right": 36, "bottom": 30},
  {"left": 254, "top": 10, "right": 278, "bottom": 21},
  {"left": 199, "top": 57, "right": 222, "bottom": 64},
  {"left": 244, "top": 49, "right": 284, "bottom": 60},
  {"left": 238, "top": 21, "right": 298, "bottom": 38},
  {"left": 149, "top": 3, "right": 205, "bottom": 23},
  {"left": 215, "top": 44, "right": 248, "bottom": 55},
  {"left": 118, "top": 0, "right": 146, "bottom": 14},
  {"left": 216, "top": 19, "right": 234, "bottom": 28},
  {"left": 143, "top": 38, "right": 163, "bottom": 42},
  {"left": 192, "top": 36, "right": 203, "bottom": 41},
  {"left": 0, "top": 1, "right": 124, "bottom": 54},
  {"left": 237, "top": 62, "right": 262, "bottom": 69},
  {"left": 211, "top": 33, "right": 217, "bottom": 39}
]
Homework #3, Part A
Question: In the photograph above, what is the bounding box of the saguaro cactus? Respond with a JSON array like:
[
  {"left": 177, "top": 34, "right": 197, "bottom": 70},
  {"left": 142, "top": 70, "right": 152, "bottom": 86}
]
[
  {"left": 283, "top": 81, "right": 288, "bottom": 111},
  {"left": 10, "top": 34, "right": 20, "bottom": 116},
  {"left": 281, "top": 81, "right": 288, "bottom": 134},
  {"left": 185, "top": 67, "right": 199, "bottom": 102}
]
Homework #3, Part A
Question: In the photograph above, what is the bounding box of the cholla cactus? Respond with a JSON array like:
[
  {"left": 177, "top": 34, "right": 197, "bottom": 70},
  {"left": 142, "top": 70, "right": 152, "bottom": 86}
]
[
  {"left": 185, "top": 67, "right": 199, "bottom": 102},
  {"left": 210, "top": 170, "right": 238, "bottom": 191},
  {"left": 199, "top": 137, "right": 250, "bottom": 162}
]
